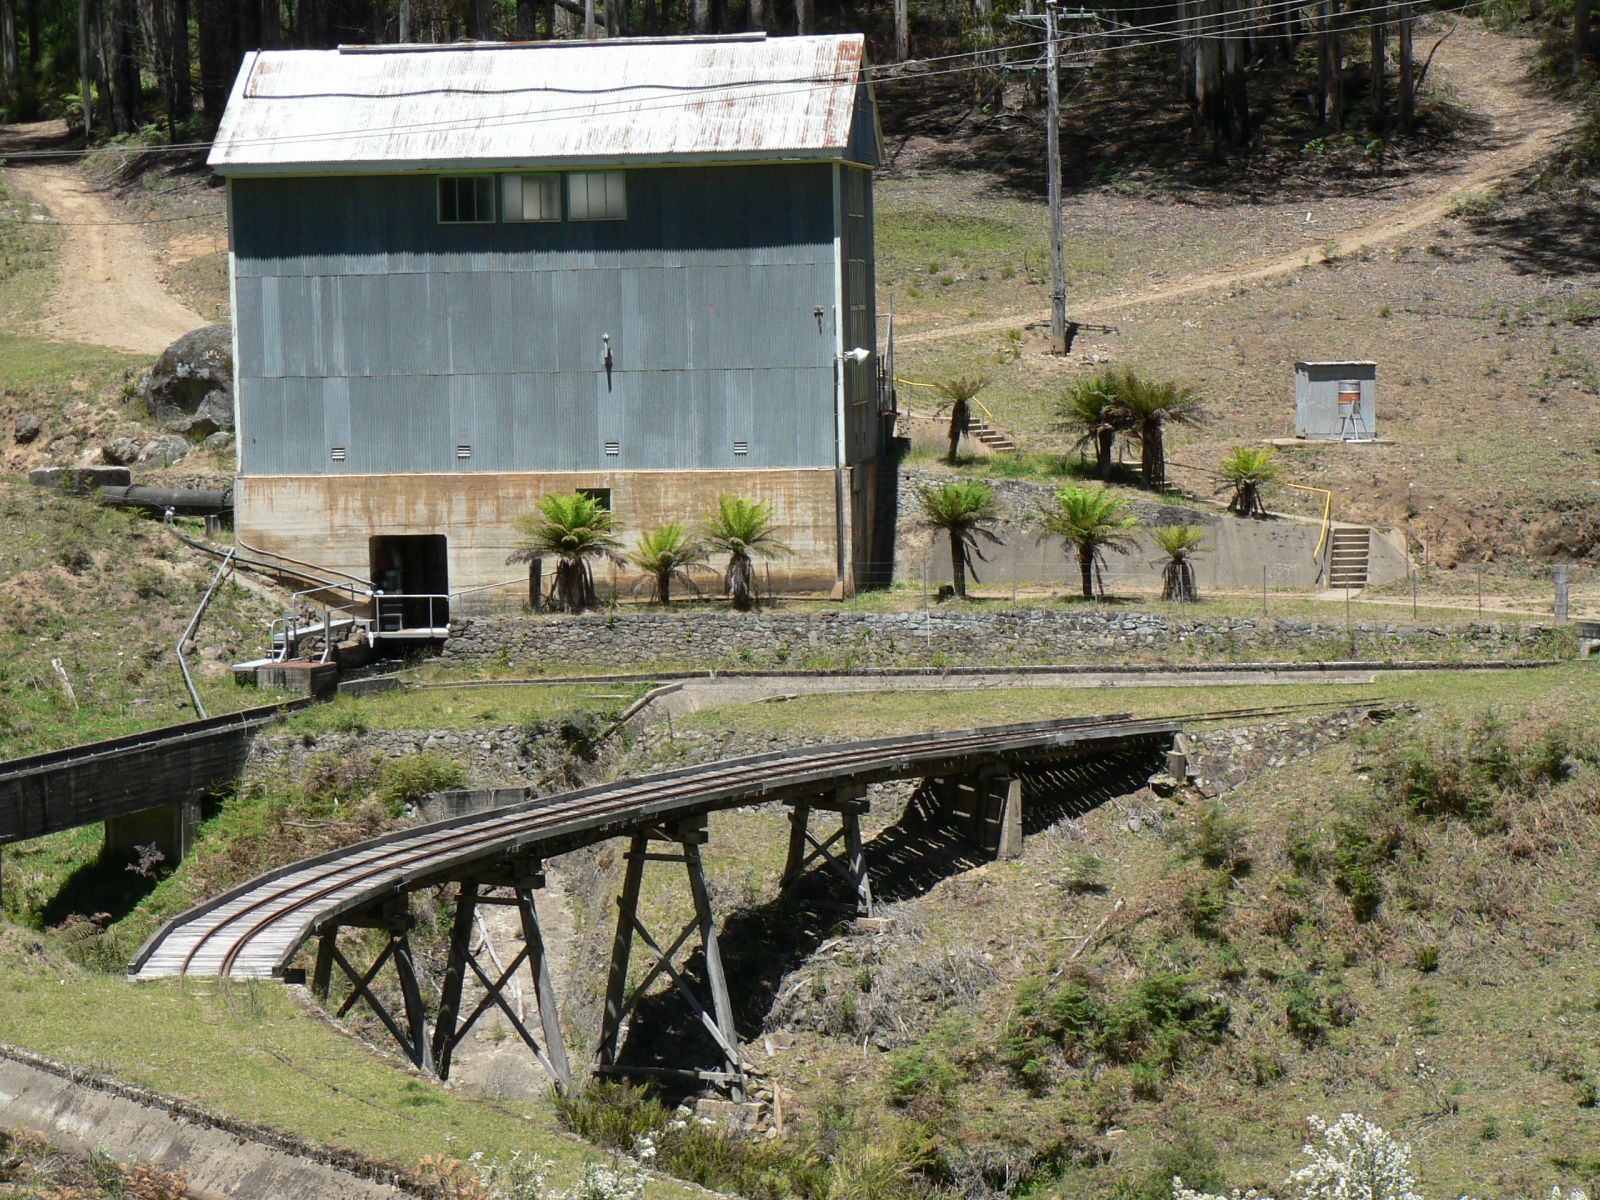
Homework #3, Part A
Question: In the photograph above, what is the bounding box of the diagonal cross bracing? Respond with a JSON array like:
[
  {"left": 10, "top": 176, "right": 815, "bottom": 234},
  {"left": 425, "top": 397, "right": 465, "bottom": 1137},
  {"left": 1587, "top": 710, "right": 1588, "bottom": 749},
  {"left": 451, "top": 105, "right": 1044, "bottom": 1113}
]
[{"left": 130, "top": 716, "right": 1179, "bottom": 983}]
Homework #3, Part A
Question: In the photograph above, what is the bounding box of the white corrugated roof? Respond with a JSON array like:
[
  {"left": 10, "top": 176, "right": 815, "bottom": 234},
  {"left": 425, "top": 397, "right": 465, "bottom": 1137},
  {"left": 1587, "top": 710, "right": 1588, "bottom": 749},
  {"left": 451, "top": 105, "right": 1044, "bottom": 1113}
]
[{"left": 210, "top": 34, "right": 868, "bottom": 173}]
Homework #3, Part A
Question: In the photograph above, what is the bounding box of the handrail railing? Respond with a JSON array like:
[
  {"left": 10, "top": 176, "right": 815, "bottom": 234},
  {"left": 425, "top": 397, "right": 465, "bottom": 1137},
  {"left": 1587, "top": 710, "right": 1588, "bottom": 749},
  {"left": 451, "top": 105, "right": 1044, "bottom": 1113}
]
[
  {"left": 1286, "top": 483, "right": 1334, "bottom": 577},
  {"left": 234, "top": 538, "right": 372, "bottom": 589},
  {"left": 177, "top": 548, "right": 236, "bottom": 718}
]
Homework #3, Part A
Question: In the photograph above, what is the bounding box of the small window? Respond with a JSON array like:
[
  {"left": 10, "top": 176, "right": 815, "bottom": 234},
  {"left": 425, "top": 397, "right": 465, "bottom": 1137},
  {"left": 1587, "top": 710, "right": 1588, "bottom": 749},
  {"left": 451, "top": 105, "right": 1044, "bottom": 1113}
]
[
  {"left": 438, "top": 176, "right": 494, "bottom": 224},
  {"left": 502, "top": 173, "right": 561, "bottom": 223},
  {"left": 568, "top": 171, "right": 627, "bottom": 221},
  {"left": 578, "top": 487, "right": 612, "bottom": 510}
]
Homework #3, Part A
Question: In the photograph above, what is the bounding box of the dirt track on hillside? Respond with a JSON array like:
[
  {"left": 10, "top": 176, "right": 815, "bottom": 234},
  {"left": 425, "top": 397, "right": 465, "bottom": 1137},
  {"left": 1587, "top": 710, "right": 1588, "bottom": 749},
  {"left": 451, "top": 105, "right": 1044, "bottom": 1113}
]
[
  {"left": 901, "top": 22, "right": 1576, "bottom": 347},
  {"left": 0, "top": 120, "right": 207, "bottom": 356}
]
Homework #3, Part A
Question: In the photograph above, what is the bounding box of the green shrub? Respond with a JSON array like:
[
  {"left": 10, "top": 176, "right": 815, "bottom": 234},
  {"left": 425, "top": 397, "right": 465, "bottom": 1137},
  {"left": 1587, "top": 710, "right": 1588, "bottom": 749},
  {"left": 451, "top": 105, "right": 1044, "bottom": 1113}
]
[
  {"left": 375, "top": 753, "right": 466, "bottom": 815},
  {"left": 1183, "top": 801, "right": 1251, "bottom": 874},
  {"left": 887, "top": 1047, "right": 961, "bottom": 1109},
  {"left": 1183, "top": 873, "right": 1231, "bottom": 939},
  {"left": 1284, "top": 972, "right": 1357, "bottom": 1045}
]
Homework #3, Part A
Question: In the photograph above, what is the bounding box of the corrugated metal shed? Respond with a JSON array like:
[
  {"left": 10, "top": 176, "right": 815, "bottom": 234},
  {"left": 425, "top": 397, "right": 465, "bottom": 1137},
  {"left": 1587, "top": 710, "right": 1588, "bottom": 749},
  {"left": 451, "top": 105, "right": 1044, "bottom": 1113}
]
[{"left": 210, "top": 34, "right": 871, "bottom": 174}]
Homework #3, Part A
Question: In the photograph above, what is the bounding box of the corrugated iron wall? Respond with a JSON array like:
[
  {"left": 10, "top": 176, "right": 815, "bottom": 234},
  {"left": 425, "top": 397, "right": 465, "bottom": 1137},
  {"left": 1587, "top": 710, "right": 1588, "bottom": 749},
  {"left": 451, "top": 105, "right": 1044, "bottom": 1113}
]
[{"left": 232, "top": 163, "right": 847, "bottom": 476}]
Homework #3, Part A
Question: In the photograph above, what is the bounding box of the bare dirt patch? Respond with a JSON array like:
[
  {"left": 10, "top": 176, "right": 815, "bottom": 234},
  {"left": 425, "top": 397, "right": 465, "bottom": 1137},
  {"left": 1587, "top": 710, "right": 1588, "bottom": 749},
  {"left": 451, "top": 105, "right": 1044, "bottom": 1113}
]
[{"left": 0, "top": 121, "right": 207, "bottom": 356}]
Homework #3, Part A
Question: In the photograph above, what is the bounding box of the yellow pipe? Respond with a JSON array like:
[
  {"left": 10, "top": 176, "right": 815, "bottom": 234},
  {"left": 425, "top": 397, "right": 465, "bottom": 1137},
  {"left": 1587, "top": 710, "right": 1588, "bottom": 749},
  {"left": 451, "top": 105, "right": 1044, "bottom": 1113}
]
[{"left": 1287, "top": 483, "right": 1333, "bottom": 564}]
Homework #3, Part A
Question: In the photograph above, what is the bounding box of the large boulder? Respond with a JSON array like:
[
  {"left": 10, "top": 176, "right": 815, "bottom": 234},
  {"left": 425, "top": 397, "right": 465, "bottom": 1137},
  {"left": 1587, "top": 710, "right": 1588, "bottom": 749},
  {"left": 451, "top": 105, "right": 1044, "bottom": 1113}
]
[
  {"left": 13, "top": 414, "right": 42, "bottom": 444},
  {"left": 137, "top": 434, "right": 193, "bottom": 469},
  {"left": 141, "top": 324, "right": 233, "bottom": 431}
]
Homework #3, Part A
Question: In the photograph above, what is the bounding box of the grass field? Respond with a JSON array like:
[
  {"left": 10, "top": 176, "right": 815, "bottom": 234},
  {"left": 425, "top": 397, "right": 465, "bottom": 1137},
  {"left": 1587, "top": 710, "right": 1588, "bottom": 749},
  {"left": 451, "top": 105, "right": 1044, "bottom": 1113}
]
[{"left": 0, "top": 929, "right": 698, "bottom": 1197}]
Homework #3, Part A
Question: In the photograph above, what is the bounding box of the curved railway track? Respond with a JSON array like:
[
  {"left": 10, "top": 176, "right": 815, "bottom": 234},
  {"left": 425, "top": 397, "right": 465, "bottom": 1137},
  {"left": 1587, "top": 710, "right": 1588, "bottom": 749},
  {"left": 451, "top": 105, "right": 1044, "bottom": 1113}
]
[{"left": 130, "top": 714, "right": 1180, "bottom": 981}]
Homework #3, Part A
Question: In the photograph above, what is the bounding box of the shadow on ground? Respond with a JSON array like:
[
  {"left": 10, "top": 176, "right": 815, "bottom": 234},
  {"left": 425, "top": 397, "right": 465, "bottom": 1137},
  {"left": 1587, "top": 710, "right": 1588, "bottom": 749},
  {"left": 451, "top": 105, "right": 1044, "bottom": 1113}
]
[{"left": 608, "top": 743, "right": 1164, "bottom": 1096}]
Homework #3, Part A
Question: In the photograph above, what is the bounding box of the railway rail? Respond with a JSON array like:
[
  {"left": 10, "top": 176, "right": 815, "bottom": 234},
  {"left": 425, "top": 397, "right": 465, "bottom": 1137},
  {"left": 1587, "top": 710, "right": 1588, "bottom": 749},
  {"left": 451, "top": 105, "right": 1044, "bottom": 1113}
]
[{"left": 128, "top": 713, "right": 1180, "bottom": 1094}]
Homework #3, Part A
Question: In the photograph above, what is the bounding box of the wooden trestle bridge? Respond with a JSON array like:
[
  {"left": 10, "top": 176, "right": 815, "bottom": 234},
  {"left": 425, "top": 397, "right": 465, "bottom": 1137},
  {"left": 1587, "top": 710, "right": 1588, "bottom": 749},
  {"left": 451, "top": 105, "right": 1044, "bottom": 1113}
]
[{"left": 129, "top": 715, "right": 1179, "bottom": 1098}]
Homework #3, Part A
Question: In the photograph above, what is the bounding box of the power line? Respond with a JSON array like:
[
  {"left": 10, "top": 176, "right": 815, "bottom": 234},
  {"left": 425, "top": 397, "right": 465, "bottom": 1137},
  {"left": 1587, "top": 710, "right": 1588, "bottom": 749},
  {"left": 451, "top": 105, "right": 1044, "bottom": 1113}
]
[{"left": 0, "top": 1, "right": 1485, "bottom": 166}]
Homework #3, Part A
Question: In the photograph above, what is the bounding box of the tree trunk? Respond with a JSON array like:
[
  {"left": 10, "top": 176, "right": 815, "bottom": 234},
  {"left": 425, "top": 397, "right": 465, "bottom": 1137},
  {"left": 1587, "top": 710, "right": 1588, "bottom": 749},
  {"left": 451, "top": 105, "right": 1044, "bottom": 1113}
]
[
  {"left": 1319, "top": 0, "right": 1342, "bottom": 126},
  {"left": 947, "top": 399, "right": 968, "bottom": 464},
  {"left": 195, "top": 0, "right": 237, "bottom": 126},
  {"left": 727, "top": 554, "right": 755, "bottom": 611},
  {"left": 515, "top": 0, "right": 534, "bottom": 36},
  {"left": 796, "top": 0, "right": 812, "bottom": 34},
  {"left": 1140, "top": 420, "right": 1165, "bottom": 489},
  {"left": 169, "top": 0, "right": 190, "bottom": 118},
  {"left": 1370, "top": 3, "right": 1387, "bottom": 123},
  {"left": 1577, "top": 0, "right": 1591, "bottom": 75},
  {"left": 658, "top": 570, "right": 672, "bottom": 606},
  {"left": 949, "top": 533, "right": 966, "bottom": 599},
  {"left": 1095, "top": 426, "right": 1114, "bottom": 478},
  {"left": 1397, "top": 3, "right": 1413, "bottom": 133},
  {"left": 470, "top": 0, "right": 491, "bottom": 37},
  {"left": 261, "top": 0, "right": 280, "bottom": 45},
  {"left": 0, "top": 0, "right": 19, "bottom": 97},
  {"left": 1078, "top": 547, "right": 1095, "bottom": 599},
  {"left": 78, "top": 0, "right": 94, "bottom": 133},
  {"left": 893, "top": 0, "right": 906, "bottom": 59},
  {"left": 1223, "top": 29, "right": 1250, "bottom": 145},
  {"left": 583, "top": 0, "right": 594, "bottom": 36},
  {"left": 24, "top": 0, "right": 37, "bottom": 67},
  {"left": 109, "top": 0, "right": 138, "bottom": 133},
  {"left": 692, "top": 0, "right": 708, "bottom": 31}
]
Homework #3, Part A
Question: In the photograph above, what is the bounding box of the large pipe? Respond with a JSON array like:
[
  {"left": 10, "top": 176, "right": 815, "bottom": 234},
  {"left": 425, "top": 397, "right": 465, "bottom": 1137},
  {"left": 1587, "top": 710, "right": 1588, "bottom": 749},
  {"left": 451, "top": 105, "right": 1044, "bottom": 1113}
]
[{"left": 99, "top": 484, "right": 233, "bottom": 515}]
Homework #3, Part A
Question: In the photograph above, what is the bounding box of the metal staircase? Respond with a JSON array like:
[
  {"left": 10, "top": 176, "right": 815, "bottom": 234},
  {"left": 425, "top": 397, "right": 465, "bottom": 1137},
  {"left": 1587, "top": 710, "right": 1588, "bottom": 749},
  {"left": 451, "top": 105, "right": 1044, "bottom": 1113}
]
[{"left": 1327, "top": 527, "right": 1371, "bottom": 590}]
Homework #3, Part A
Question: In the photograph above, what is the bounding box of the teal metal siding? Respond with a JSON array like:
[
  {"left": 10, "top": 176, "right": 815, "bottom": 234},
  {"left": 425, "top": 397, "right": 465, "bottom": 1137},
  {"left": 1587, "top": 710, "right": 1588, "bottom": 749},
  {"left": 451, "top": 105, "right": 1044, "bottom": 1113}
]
[
  {"left": 840, "top": 165, "right": 879, "bottom": 466},
  {"left": 232, "top": 164, "right": 847, "bottom": 475}
]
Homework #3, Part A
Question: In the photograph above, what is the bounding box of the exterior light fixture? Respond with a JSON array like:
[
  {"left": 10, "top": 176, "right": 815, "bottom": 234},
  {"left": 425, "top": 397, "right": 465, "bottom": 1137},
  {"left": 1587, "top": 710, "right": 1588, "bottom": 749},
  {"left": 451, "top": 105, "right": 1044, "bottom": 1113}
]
[{"left": 840, "top": 347, "right": 871, "bottom": 365}]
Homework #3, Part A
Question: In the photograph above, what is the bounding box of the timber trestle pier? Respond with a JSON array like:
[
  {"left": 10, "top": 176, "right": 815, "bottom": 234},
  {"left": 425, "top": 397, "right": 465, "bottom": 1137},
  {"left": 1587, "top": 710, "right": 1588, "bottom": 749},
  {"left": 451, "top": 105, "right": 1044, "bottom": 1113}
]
[{"left": 129, "top": 715, "right": 1179, "bottom": 1098}]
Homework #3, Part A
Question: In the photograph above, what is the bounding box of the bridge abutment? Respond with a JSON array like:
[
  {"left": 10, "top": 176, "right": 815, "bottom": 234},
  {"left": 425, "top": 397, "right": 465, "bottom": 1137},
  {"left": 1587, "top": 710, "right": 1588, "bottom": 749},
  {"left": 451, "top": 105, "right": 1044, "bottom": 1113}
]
[
  {"left": 103, "top": 796, "right": 202, "bottom": 871},
  {"left": 930, "top": 772, "right": 1023, "bottom": 860}
]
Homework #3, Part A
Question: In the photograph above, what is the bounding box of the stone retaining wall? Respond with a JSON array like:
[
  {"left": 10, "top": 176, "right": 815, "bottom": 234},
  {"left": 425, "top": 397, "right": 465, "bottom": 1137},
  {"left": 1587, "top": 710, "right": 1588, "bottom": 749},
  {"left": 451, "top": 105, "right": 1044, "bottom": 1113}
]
[
  {"left": 1180, "top": 704, "right": 1414, "bottom": 795},
  {"left": 440, "top": 609, "right": 1560, "bottom": 671},
  {"left": 247, "top": 725, "right": 544, "bottom": 787}
]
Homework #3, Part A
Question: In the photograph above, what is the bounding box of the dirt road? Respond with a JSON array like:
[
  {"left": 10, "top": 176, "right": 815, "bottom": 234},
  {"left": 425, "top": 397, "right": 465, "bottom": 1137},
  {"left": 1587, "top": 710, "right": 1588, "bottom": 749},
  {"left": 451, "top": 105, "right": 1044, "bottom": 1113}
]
[
  {"left": 1, "top": 121, "right": 207, "bottom": 356},
  {"left": 901, "top": 22, "right": 1576, "bottom": 347}
]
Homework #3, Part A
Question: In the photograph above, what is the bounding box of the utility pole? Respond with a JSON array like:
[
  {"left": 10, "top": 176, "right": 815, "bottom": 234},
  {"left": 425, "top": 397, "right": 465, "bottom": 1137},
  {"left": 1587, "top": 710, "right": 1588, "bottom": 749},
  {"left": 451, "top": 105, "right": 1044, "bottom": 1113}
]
[
  {"left": 1045, "top": 0, "right": 1067, "bottom": 354},
  {"left": 1011, "top": 3, "right": 1096, "bottom": 355}
]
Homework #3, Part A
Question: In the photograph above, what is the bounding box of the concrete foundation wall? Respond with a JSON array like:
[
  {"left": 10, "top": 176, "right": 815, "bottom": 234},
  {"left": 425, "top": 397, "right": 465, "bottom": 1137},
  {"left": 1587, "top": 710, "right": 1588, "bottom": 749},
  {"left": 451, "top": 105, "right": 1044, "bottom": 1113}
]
[
  {"left": 893, "top": 470, "right": 1409, "bottom": 592},
  {"left": 237, "top": 467, "right": 859, "bottom": 595},
  {"left": 0, "top": 1043, "right": 404, "bottom": 1199}
]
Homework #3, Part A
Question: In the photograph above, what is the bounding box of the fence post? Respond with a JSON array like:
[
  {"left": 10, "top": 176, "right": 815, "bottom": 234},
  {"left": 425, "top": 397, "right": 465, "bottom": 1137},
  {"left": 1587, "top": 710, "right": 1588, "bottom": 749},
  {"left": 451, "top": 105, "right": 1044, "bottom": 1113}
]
[
  {"left": 1554, "top": 564, "right": 1569, "bottom": 626},
  {"left": 1261, "top": 565, "right": 1268, "bottom": 619}
]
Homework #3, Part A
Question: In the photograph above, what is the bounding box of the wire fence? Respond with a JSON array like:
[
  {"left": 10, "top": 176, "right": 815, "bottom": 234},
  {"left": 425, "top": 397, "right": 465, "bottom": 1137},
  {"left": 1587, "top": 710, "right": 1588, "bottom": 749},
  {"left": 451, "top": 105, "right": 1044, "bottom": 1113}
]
[{"left": 443, "top": 556, "right": 1596, "bottom": 628}]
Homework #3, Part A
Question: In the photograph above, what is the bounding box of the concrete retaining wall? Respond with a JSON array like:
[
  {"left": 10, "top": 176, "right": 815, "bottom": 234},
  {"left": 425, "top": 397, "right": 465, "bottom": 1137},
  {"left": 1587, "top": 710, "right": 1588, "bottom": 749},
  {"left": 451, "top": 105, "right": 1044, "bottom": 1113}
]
[
  {"left": 893, "top": 468, "right": 1409, "bottom": 591},
  {"left": 0, "top": 1042, "right": 406, "bottom": 1199},
  {"left": 441, "top": 609, "right": 1560, "bottom": 672}
]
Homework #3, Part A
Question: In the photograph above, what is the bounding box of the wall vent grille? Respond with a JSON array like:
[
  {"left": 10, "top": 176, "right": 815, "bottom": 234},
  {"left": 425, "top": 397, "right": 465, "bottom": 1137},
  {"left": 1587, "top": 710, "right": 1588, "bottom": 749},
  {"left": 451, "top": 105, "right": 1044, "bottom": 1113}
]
[
  {"left": 604, "top": 440, "right": 621, "bottom": 457},
  {"left": 330, "top": 446, "right": 347, "bottom": 462},
  {"left": 733, "top": 440, "right": 749, "bottom": 456},
  {"left": 456, "top": 444, "right": 472, "bottom": 460}
]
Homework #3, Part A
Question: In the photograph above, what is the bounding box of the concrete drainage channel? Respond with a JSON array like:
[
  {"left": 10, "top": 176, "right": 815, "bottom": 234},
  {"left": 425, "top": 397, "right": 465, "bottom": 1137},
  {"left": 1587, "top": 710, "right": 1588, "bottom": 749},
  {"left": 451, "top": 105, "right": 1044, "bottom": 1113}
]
[{"left": 0, "top": 1042, "right": 411, "bottom": 1198}]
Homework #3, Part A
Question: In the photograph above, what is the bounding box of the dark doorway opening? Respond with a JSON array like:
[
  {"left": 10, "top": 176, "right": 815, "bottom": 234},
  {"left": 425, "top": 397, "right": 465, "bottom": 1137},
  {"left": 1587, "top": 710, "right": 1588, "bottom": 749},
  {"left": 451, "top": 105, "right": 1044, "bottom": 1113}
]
[{"left": 370, "top": 534, "right": 449, "bottom": 630}]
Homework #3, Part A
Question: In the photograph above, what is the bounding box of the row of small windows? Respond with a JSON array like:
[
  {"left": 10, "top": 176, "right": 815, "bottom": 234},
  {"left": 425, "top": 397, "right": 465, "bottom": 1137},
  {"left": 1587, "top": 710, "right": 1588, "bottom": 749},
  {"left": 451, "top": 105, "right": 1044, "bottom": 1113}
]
[{"left": 437, "top": 171, "right": 628, "bottom": 224}]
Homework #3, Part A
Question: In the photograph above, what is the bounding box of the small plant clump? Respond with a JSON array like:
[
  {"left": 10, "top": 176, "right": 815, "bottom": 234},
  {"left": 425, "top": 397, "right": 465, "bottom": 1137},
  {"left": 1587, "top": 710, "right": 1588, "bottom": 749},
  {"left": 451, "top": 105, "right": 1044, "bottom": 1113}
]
[{"left": 1173, "top": 1112, "right": 1588, "bottom": 1200}]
